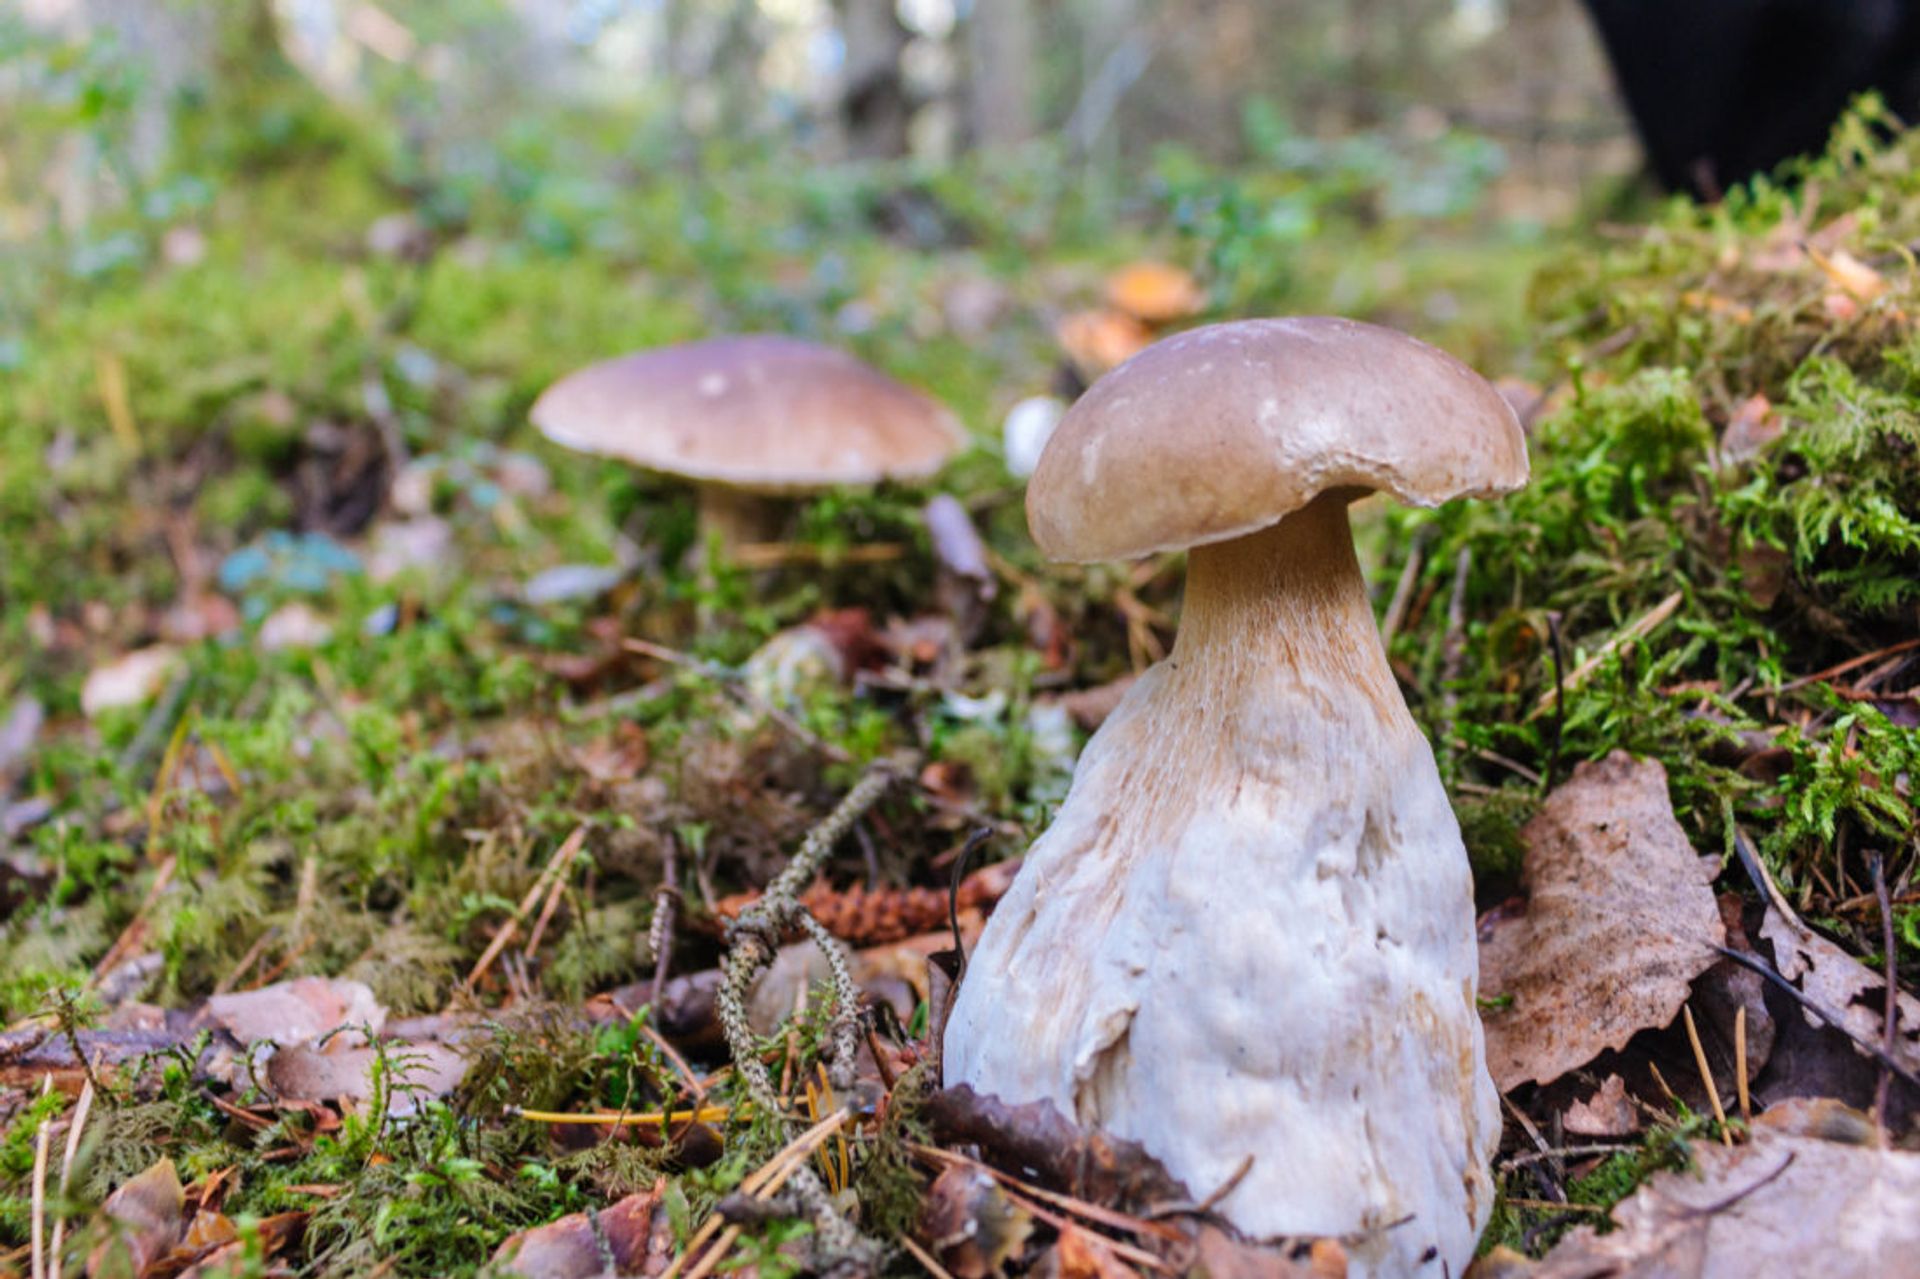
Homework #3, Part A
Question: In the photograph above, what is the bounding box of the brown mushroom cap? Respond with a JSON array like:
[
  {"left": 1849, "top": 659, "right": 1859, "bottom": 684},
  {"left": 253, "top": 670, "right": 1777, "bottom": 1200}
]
[
  {"left": 531, "top": 335, "right": 965, "bottom": 493},
  {"left": 1026, "top": 317, "right": 1528, "bottom": 561}
]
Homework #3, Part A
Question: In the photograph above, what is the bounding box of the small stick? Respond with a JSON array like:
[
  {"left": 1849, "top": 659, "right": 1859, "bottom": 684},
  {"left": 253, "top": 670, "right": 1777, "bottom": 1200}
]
[
  {"left": 86, "top": 855, "right": 177, "bottom": 991},
  {"left": 464, "top": 826, "right": 587, "bottom": 993},
  {"left": 1873, "top": 855, "right": 1899, "bottom": 1135},
  {"left": 1378, "top": 534, "right": 1426, "bottom": 649},
  {"left": 898, "top": 1233, "right": 960, "bottom": 1279},
  {"left": 1530, "top": 591, "right": 1684, "bottom": 717},
  {"left": 1774, "top": 635, "right": 1920, "bottom": 694},
  {"left": 1503, "top": 1199, "right": 1606, "bottom": 1213},
  {"left": 521, "top": 871, "right": 569, "bottom": 963},
  {"left": 47, "top": 1065, "right": 97, "bottom": 1279},
  {"left": 1500, "top": 1094, "right": 1565, "bottom": 1203},
  {"left": 1735, "top": 1005, "right": 1751, "bottom": 1121},
  {"left": 1710, "top": 944, "right": 1920, "bottom": 1092},
  {"left": 1501, "top": 1143, "right": 1638, "bottom": 1169},
  {"left": 30, "top": 1077, "right": 52, "bottom": 1279},
  {"left": 215, "top": 927, "right": 279, "bottom": 995},
  {"left": 1682, "top": 1005, "right": 1732, "bottom": 1146},
  {"left": 1438, "top": 547, "right": 1472, "bottom": 747}
]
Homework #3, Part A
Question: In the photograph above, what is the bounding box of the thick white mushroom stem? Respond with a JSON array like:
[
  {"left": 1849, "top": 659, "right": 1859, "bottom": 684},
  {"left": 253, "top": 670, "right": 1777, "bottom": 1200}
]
[{"left": 943, "top": 492, "right": 1500, "bottom": 1279}]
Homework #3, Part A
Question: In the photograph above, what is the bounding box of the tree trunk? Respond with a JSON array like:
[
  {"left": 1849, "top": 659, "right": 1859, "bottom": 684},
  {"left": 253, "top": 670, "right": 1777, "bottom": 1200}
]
[
  {"left": 965, "top": 0, "right": 1038, "bottom": 149},
  {"left": 837, "top": 0, "right": 911, "bottom": 158}
]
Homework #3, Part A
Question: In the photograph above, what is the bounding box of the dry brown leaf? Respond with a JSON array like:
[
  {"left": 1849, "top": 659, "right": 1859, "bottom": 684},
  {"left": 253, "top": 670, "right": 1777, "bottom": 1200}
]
[
  {"left": 1805, "top": 244, "right": 1887, "bottom": 301},
  {"left": 1478, "top": 752, "right": 1725, "bottom": 1089},
  {"left": 1753, "top": 1097, "right": 1880, "bottom": 1146},
  {"left": 490, "top": 1183, "right": 671, "bottom": 1279},
  {"left": 81, "top": 647, "right": 181, "bottom": 718},
  {"left": 265, "top": 1040, "right": 467, "bottom": 1113},
  {"left": 198, "top": 978, "right": 386, "bottom": 1049},
  {"left": 920, "top": 1164, "right": 1036, "bottom": 1279},
  {"left": 1563, "top": 1073, "right": 1637, "bottom": 1137},
  {"left": 88, "top": 1157, "right": 184, "bottom": 1278},
  {"left": 1518, "top": 1130, "right": 1920, "bottom": 1278},
  {"left": 1717, "top": 394, "right": 1781, "bottom": 466},
  {"left": 1758, "top": 892, "right": 1920, "bottom": 1078},
  {"left": 1038, "top": 1223, "right": 1141, "bottom": 1279}
]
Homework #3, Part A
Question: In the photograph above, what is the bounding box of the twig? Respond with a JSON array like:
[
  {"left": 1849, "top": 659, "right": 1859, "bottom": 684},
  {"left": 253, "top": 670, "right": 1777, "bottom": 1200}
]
[
  {"left": 1439, "top": 548, "right": 1472, "bottom": 748},
  {"left": 30, "top": 1077, "right": 51, "bottom": 1279},
  {"left": 1874, "top": 855, "right": 1899, "bottom": 1134},
  {"left": 47, "top": 1065, "right": 96, "bottom": 1279},
  {"left": 1378, "top": 534, "right": 1426, "bottom": 649},
  {"left": 521, "top": 870, "right": 570, "bottom": 963},
  {"left": 1681, "top": 1152, "right": 1795, "bottom": 1219},
  {"left": 1682, "top": 1005, "right": 1732, "bottom": 1146},
  {"left": 1774, "top": 635, "right": 1920, "bottom": 694},
  {"left": 86, "top": 855, "right": 177, "bottom": 992},
  {"left": 1529, "top": 591, "right": 1683, "bottom": 717},
  {"left": 1709, "top": 944, "right": 1920, "bottom": 1092},
  {"left": 1501, "top": 1093, "right": 1565, "bottom": 1203},
  {"left": 1501, "top": 1143, "right": 1637, "bottom": 1169},
  {"left": 464, "top": 826, "right": 587, "bottom": 994}
]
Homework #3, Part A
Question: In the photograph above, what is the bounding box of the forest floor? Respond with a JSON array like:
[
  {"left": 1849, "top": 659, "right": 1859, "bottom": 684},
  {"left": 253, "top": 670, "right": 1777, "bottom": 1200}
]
[{"left": 3, "top": 35, "right": 1919, "bottom": 1279}]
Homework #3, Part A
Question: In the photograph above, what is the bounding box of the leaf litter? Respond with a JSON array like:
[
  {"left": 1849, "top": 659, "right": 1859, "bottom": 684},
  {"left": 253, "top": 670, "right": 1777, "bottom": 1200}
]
[{"left": 5, "top": 35, "right": 1920, "bottom": 1279}]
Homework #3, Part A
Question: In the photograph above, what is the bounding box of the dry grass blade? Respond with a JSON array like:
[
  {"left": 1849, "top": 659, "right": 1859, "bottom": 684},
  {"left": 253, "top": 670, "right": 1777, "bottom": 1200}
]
[
  {"left": 30, "top": 1077, "right": 52, "bottom": 1279},
  {"left": 1682, "top": 1004, "right": 1733, "bottom": 1145},
  {"left": 1735, "top": 1005, "right": 1751, "bottom": 1121},
  {"left": 662, "top": 1110, "right": 848, "bottom": 1279},
  {"left": 1530, "top": 591, "right": 1683, "bottom": 717},
  {"left": 47, "top": 1068, "right": 97, "bottom": 1279},
  {"left": 464, "top": 824, "right": 587, "bottom": 991}
]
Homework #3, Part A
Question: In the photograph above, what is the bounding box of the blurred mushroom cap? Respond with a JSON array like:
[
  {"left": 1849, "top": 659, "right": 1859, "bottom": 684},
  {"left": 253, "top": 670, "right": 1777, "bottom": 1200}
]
[
  {"left": 1104, "top": 261, "right": 1204, "bottom": 324},
  {"left": 1027, "top": 317, "right": 1528, "bottom": 561},
  {"left": 532, "top": 335, "right": 965, "bottom": 493}
]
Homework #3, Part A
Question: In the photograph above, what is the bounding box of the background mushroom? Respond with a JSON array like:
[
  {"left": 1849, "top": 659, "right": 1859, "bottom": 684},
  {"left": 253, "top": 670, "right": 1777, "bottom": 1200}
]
[
  {"left": 531, "top": 335, "right": 965, "bottom": 560},
  {"left": 944, "top": 317, "right": 1528, "bottom": 1279}
]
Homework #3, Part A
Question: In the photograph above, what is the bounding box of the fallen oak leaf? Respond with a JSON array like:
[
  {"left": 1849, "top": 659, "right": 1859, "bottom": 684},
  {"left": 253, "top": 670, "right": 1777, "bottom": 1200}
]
[
  {"left": 1751, "top": 857, "right": 1920, "bottom": 1079},
  {"left": 1563, "top": 1073, "right": 1637, "bottom": 1138},
  {"left": 87, "top": 1157, "right": 184, "bottom": 1278},
  {"left": 196, "top": 978, "right": 386, "bottom": 1050},
  {"left": 1512, "top": 1128, "right": 1920, "bottom": 1278},
  {"left": 921, "top": 1164, "right": 1036, "bottom": 1279},
  {"left": 1478, "top": 753, "right": 1725, "bottom": 1090}
]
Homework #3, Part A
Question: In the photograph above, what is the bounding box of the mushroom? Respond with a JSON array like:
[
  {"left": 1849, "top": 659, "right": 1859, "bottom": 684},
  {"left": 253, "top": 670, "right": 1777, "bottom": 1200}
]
[
  {"left": 943, "top": 318, "right": 1527, "bottom": 1278},
  {"left": 531, "top": 335, "right": 964, "bottom": 558}
]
